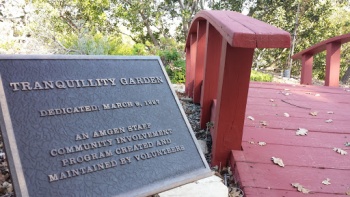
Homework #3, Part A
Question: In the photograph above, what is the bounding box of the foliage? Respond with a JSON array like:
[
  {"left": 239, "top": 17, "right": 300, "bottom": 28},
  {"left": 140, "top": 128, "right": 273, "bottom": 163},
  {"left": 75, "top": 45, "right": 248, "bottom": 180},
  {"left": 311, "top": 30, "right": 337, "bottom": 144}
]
[
  {"left": 159, "top": 48, "right": 186, "bottom": 83},
  {"left": 2, "top": 0, "right": 350, "bottom": 83},
  {"left": 250, "top": 70, "right": 273, "bottom": 82}
]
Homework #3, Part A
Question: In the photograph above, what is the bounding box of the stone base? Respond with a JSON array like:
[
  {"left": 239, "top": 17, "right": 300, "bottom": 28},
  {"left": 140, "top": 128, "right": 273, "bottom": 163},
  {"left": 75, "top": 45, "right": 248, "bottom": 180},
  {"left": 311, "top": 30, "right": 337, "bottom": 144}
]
[{"left": 158, "top": 175, "right": 228, "bottom": 197}]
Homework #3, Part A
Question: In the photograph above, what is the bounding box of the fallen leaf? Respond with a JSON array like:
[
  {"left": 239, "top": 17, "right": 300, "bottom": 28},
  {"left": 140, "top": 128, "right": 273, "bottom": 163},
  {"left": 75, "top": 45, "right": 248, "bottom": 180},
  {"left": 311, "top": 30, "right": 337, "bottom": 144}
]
[
  {"left": 258, "top": 142, "right": 266, "bottom": 146},
  {"left": 284, "top": 92, "right": 291, "bottom": 96},
  {"left": 269, "top": 99, "right": 274, "bottom": 102},
  {"left": 327, "top": 111, "right": 334, "bottom": 114},
  {"left": 346, "top": 191, "right": 350, "bottom": 195},
  {"left": 247, "top": 116, "right": 255, "bottom": 121},
  {"left": 260, "top": 121, "right": 268, "bottom": 126},
  {"left": 271, "top": 157, "right": 285, "bottom": 167},
  {"left": 283, "top": 113, "right": 290, "bottom": 117},
  {"left": 309, "top": 111, "right": 318, "bottom": 116},
  {"left": 305, "top": 92, "right": 312, "bottom": 94},
  {"left": 291, "top": 183, "right": 310, "bottom": 194},
  {"left": 296, "top": 128, "right": 308, "bottom": 136},
  {"left": 325, "top": 119, "right": 333, "bottom": 123},
  {"left": 249, "top": 141, "right": 255, "bottom": 144},
  {"left": 284, "top": 88, "right": 290, "bottom": 91},
  {"left": 315, "top": 93, "right": 321, "bottom": 97},
  {"left": 322, "top": 178, "right": 331, "bottom": 185},
  {"left": 333, "top": 148, "right": 347, "bottom": 155},
  {"left": 229, "top": 187, "right": 244, "bottom": 197},
  {"left": 345, "top": 142, "right": 350, "bottom": 147}
]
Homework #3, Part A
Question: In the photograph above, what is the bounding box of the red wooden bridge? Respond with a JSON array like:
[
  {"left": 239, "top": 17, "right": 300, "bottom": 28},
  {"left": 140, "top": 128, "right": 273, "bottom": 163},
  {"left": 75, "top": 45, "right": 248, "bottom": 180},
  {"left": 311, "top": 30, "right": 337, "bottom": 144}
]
[{"left": 185, "top": 10, "right": 350, "bottom": 196}]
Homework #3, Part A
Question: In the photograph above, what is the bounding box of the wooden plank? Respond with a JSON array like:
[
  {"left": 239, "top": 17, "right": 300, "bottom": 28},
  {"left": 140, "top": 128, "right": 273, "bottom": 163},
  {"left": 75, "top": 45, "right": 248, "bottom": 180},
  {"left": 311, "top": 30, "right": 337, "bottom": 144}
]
[
  {"left": 244, "top": 115, "right": 350, "bottom": 134},
  {"left": 301, "top": 54, "right": 314, "bottom": 85},
  {"left": 242, "top": 127, "right": 350, "bottom": 149},
  {"left": 238, "top": 143, "right": 350, "bottom": 170},
  {"left": 249, "top": 82, "right": 350, "bottom": 94},
  {"left": 199, "top": 23, "right": 222, "bottom": 129},
  {"left": 293, "top": 33, "right": 350, "bottom": 59},
  {"left": 245, "top": 106, "right": 348, "bottom": 121},
  {"left": 210, "top": 43, "right": 254, "bottom": 166},
  {"left": 186, "top": 10, "right": 290, "bottom": 49},
  {"left": 231, "top": 83, "right": 350, "bottom": 197},
  {"left": 325, "top": 42, "right": 341, "bottom": 87},
  {"left": 234, "top": 161, "right": 350, "bottom": 194},
  {"left": 185, "top": 33, "right": 197, "bottom": 97},
  {"left": 193, "top": 20, "right": 207, "bottom": 103},
  {"left": 244, "top": 188, "right": 350, "bottom": 197}
]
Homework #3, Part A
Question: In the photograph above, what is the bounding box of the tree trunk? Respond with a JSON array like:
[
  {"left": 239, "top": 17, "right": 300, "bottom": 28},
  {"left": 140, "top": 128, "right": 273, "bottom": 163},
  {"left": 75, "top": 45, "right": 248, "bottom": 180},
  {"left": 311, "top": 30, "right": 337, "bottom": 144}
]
[{"left": 140, "top": 12, "right": 160, "bottom": 47}]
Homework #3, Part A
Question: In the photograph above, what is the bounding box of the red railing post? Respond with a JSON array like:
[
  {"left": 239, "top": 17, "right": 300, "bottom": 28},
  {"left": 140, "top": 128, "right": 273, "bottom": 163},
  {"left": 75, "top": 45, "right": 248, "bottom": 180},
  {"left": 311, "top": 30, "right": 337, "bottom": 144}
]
[
  {"left": 210, "top": 41, "right": 254, "bottom": 167},
  {"left": 185, "top": 46, "right": 191, "bottom": 95},
  {"left": 199, "top": 23, "right": 222, "bottom": 129},
  {"left": 185, "top": 10, "right": 290, "bottom": 166},
  {"left": 325, "top": 42, "right": 341, "bottom": 87},
  {"left": 193, "top": 21, "right": 207, "bottom": 104},
  {"left": 185, "top": 33, "right": 197, "bottom": 97},
  {"left": 300, "top": 54, "right": 313, "bottom": 85}
]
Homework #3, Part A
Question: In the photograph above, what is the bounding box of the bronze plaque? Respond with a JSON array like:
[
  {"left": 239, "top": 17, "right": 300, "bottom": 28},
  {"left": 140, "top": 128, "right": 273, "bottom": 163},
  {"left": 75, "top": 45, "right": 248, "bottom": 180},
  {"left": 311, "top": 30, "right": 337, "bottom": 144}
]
[{"left": 0, "top": 56, "right": 211, "bottom": 197}]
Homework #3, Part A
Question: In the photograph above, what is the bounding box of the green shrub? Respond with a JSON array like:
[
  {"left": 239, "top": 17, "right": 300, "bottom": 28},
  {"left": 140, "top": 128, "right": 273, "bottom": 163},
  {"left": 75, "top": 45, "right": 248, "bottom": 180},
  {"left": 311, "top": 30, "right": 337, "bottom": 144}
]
[
  {"left": 250, "top": 70, "right": 273, "bottom": 82},
  {"left": 159, "top": 49, "right": 186, "bottom": 84}
]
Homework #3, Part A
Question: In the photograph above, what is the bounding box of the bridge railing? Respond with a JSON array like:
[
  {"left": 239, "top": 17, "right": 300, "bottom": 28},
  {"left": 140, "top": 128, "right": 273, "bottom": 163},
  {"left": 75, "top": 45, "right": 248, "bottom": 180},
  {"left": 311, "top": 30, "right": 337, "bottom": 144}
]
[
  {"left": 292, "top": 33, "right": 350, "bottom": 86},
  {"left": 185, "top": 10, "right": 290, "bottom": 166}
]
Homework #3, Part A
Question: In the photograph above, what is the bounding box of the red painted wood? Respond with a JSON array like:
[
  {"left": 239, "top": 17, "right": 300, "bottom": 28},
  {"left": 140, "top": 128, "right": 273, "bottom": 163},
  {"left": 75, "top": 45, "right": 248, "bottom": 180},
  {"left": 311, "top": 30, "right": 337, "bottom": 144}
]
[
  {"left": 325, "top": 42, "right": 341, "bottom": 87},
  {"left": 239, "top": 143, "right": 350, "bottom": 169},
  {"left": 242, "top": 127, "right": 350, "bottom": 149},
  {"left": 199, "top": 23, "right": 222, "bottom": 129},
  {"left": 186, "top": 10, "right": 290, "bottom": 49},
  {"left": 301, "top": 54, "right": 313, "bottom": 85},
  {"left": 293, "top": 33, "right": 350, "bottom": 59},
  {"left": 249, "top": 82, "right": 350, "bottom": 94},
  {"left": 210, "top": 41, "right": 254, "bottom": 166},
  {"left": 193, "top": 20, "right": 207, "bottom": 104},
  {"left": 210, "top": 99, "right": 217, "bottom": 135},
  {"left": 187, "top": 33, "right": 197, "bottom": 97},
  {"left": 243, "top": 188, "right": 350, "bottom": 197},
  {"left": 185, "top": 46, "right": 191, "bottom": 95},
  {"left": 293, "top": 34, "right": 350, "bottom": 86},
  {"left": 230, "top": 83, "right": 350, "bottom": 197},
  {"left": 233, "top": 162, "right": 350, "bottom": 195}
]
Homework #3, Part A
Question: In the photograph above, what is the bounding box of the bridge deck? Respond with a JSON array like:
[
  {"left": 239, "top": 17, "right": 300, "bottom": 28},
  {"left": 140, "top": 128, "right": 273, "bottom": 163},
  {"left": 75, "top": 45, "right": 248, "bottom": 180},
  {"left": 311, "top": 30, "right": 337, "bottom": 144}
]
[{"left": 230, "top": 82, "right": 350, "bottom": 197}]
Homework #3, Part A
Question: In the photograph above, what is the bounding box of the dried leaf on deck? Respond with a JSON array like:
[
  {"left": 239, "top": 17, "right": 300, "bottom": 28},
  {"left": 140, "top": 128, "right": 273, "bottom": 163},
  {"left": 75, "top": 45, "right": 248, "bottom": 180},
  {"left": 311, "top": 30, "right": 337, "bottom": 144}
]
[
  {"left": 284, "top": 88, "right": 290, "bottom": 91},
  {"left": 283, "top": 113, "right": 290, "bottom": 117},
  {"left": 315, "top": 93, "right": 321, "bottom": 97},
  {"left": 296, "top": 128, "right": 308, "bottom": 136},
  {"left": 327, "top": 111, "right": 334, "bottom": 114},
  {"left": 271, "top": 157, "right": 285, "bottom": 167},
  {"left": 325, "top": 119, "right": 333, "bottom": 123},
  {"left": 346, "top": 191, "right": 350, "bottom": 195},
  {"left": 309, "top": 111, "right": 318, "bottom": 116},
  {"left": 258, "top": 142, "right": 266, "bottom": 146},
  {"left": 260, "top": 121, "right": 268, "bottom": 126},
  {"left": 249, "top": 141, "right": 255, "bottom": 144},
  {"left": 291, "top": 183, "right": 310, "bottom": 194},
  {"left": 269, "top": 99, "right": 274, "bottom": 102},
  {"left": 345, "top": 142, "right": 350, "bottom": 147},
  {"left": 322, "top": 178, "right": 331, "bottom": 185},
  {"left": 333, "top": 148, "right": 347, "bottom": 155},
  {"left": 247, "top": 116, "right": 255, "bottom": 121},
  {"left": 305, "top": 92, "right": 312, "bottom": 94}
]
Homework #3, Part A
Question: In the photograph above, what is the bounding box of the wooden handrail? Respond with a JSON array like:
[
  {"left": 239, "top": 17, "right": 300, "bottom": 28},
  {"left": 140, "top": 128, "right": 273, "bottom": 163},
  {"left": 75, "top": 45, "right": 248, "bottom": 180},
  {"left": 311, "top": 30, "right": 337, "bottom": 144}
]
[
  {"left": 185, "top": 10, "right": 290, "bottom": 166},
  {"left": 292, "top": 33, "right": 350, "bottom": 86}
]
